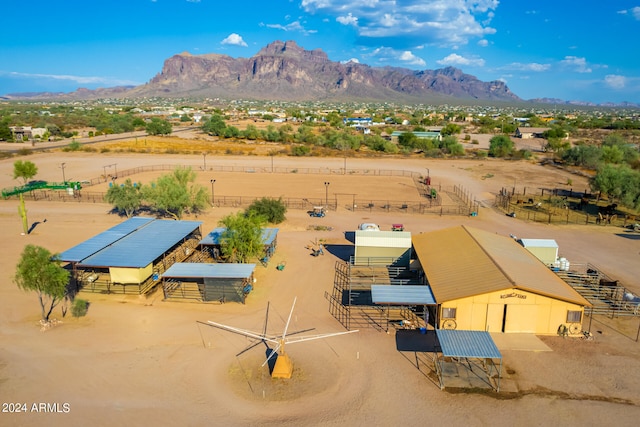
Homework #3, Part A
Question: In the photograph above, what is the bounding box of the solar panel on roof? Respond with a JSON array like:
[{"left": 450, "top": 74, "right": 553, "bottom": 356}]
[
  {"left": 78, "top": 219, "right": 202, "bottom": 268},
  {"left": 59, "top": 217, "right": 154, "bottom": 262}
]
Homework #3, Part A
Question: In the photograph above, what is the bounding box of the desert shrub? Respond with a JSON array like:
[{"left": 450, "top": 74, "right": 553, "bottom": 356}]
[
  {"left": 71, "top": 299, "right": 89, "bottom": 317},
  {"left": 246, "top": 197, "right": 287, "bottom": 224},
  {"left": 100, "top": 147, "right": 111, "bottom": 153},
  {"left": 290, "top": 145, "right": 310, "bottom": 156},
  {"left": 63, "top": 141, "right": 82, "bottom": 152},
  {"left": 16, "top": 148, "right": 32, "bottom": 156}
]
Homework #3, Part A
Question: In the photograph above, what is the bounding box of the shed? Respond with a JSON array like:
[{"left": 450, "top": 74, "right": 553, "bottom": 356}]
[
  {"left": 161, "top": 263, "right": 256, "bottom": 303},
  {"left": 354, "top": 230, "right": 412, "bottom": 266},
  {"left": 518, "top": 238, "right": 559, "bottom": 266},
  {"left": 412, "top": 225, "right": 590, "bottom": 335},
  {"left": 59, "top": 217, "right": 202, "bottom": 294}
]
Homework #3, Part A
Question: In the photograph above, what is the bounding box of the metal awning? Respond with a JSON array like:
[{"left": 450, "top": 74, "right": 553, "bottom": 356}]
[
  {"left": 371, "top": 285, "right": 435, "bottom": 305},
  {"left": 434, "top": 329, "right": 502, "bottom": 391}
]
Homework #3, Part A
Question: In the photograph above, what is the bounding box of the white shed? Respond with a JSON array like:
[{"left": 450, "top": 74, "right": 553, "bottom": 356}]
[{"left": 518, "top": 239, "right": 559, "bottom": 266}]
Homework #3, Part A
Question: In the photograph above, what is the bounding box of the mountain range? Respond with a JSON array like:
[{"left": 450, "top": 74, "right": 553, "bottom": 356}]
[{"left": 3, "top": 40, "right": 636, "bottom": 107}]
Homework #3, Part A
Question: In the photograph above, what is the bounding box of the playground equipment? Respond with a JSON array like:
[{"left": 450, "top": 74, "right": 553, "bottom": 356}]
[
  {"left": 1, "top": 180, "right": 82, "bottom": 199},
  {"left": 391, "top": 223, "right": 404, "bottom": 231},
  {"left": 202, "top": 297, "right": 358, "bottom": 379}
]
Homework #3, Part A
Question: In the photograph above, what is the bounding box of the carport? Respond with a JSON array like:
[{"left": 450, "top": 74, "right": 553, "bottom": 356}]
[
  {"left": 161, "top": 263, "right": 256, "bottom": 303},
  {"left": 434, "top": 329, "right": 502, "bottom": 391}
]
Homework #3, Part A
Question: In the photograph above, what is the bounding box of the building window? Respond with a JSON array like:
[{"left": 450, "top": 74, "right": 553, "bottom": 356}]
[
  {"left": 566, "top": 310, "right": 582, "bottom": 323},
  {"left": 442, "top": 307, "right": 457, "bottom": 319}
]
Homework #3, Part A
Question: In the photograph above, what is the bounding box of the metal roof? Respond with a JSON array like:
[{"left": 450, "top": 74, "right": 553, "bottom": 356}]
[
  {"left": 355, "top": 231, "right": 412, "bottom": 248},
  {"left": 162, "top": 263, "right": 256, "bottom": 279},
  {"left": 78, "top": 219, "right": 202, "bottom": 268},
  {"left": 435, "top": 330, "right": 502, "bottom": 359},
  {"left": 412, "top": 225, "right": 589, "bottom": 306},
  {"left": 59, "top": 217, "right": 154, "bottom": 262},
  {"left": 518, "top": 238, "right": 558, "bottom": 248},
  {"left": 371, "top": 285, "right": 436, "bottom": 305},
  {"left": 200, "top": 227, "right": 279, "bottom": 246}
]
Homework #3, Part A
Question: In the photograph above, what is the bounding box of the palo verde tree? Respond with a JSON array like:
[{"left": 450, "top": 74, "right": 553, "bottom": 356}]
[
  {"left": 218, "top": 212, "right": 267, "bottom": 263},
  {"left": 14, "top": 245, "right": 70, "bottom": 322},
  {"left": 13, "top": 160, "right": 38, "bottom": 184},
  {"left": 591, "top": 164, "right": 640, "bottom": 210},
  {"left": 143, "top": 167, "right": 208, "bottom": 220},
  {"left": 104, "top": 178, "right": 143, "bottom": 217}
]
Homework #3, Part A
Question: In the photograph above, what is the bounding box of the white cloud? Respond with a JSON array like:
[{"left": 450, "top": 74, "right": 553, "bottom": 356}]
[
  {"left": 221, "top": 33, "right": 248, "bottom": 47},
  {"left": 477, "top": 39, "right": 489, "bottom": 47},
  {"left": 399, "top": 51, "right": 426, "bottom": 66},
  {"left": 4, "top": 71, "right": 139, "bottom": 86},
  {"left": 265, "top": 21, "right": 317, "bottom": 35},
  {"left": 341, "top": 58, "right": 360, "bottom": 64},
  {"left": 560, "top": 56, "right": 592, "bottom": 73},
  {"left": 619, "top": 7, "right": 640, "bottom": 20},
  {"left": 301, "top": 0, "right": 498, "bottom": 47},
  {"left": 604, "top": 74, "right": 626, "bottom": 89},
  {"left": 503, "top": 62, "right": 551, "bottom": 72},
  {"left": 337, "top": 13, "right": 358, "bottom": 26},
  {"left": 437, "top": 53, "right": 485, "bottom": 67},
  {"left": 364, "top": 46, "right": 426, "bottom": 67}
]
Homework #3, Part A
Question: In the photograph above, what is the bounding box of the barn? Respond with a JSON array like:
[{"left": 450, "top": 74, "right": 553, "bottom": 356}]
[
  {"left": 353, "top": 230, "right": 412, "bottom": 267},
  {"left": 161, "top": 262, "right": 256, "bottom": 303},
  {"left": 59, "top": 217, "right": 203, "bottom": 294},
  {"left": 412, "top": 225, "right": 590, "bottom": 335}
]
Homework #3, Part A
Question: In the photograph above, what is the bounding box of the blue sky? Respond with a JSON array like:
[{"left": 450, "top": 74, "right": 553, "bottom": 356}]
[{"left": 1, "top": 0, "right": 639, "bottom": 104}]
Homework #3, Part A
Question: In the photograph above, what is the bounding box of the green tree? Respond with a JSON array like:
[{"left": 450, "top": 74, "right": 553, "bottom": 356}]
[
  {"left": 601, "top": 145, "right": 625, "bottom": 164},
  {"left": 562, "top": 144, "right": 602, "bottom": 169},
  {"left": 0, "top": 117, "right": 13, "bottom": 141},
  {"left": 440, "top": 135, "right": 465, "bottom": 156},
  {"left": 13, "top": 160, "right": 38, "bottom": 184},
  {"left": 591, "top": 164, "right": 640, "bottom": 210},
  {"left": 14, "top": 245, "right": 70, "bottom": 322},
  {"left": 398, "top": 131, "right": 418, "bottom": 148},
  {"left": 104, "top": 179, "right": 143, "bottom": 217},
  {"left": 202, "top": 114, "right": 227, "bottom": 136},
  {"left": 440, "top": 123, "right": 462, "bottom": 136},
  {"left": 218, "top": 212, "right": 266, "bottom": 263},
  {"left": 246, "top": 197, "right": 287, "bottom": 224},
  {"left": 143, "top": 167, "right": 208, "bottom": 219},
  {"left": 145, "top": 118, "right": 172, "bottom": 136},
  {"left": 488, "top": 135, "right": 514, "bottom": 158}
]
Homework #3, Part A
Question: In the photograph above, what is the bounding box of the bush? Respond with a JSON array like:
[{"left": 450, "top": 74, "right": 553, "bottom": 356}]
[
  {"left": 290, "top": 145, "right": 310, "bottom": 156},
  {"left": 71, "top": 299, "right": 89, "bottom": 317},
  {"left": 63, "top": 141, "right": 82, "bottom": 152},
  {"left": 246, "top": 197, "right": 287, "bottom": 224}
]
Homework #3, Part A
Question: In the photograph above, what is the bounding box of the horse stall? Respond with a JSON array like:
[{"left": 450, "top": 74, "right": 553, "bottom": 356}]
[{"left": 161, "top": 263, "right": 256, "bottom": 304}]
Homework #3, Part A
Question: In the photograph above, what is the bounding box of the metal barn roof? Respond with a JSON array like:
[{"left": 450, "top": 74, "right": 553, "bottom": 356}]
[
  {"left": 355, "top": 231, "right": 412, "bottom": 248},
  {"left": 435, "top": 330, "right": 502, "bottom": 360},
  {"left": 162, "top": 263, "right": 256, "bottom": 279},
  {"left": 371, "top": 285, "right": 436, "bottom": 305},
  {"left": 412, "top": 225, "right": 589, "bottom": 306},
  {"left": 78, "top": 219, "right": 202, "bottom": 268},
  {"left": 59, "top": 217, "right": 154, "bottom": 262},
  {"left": 200, "top": 227, "right": 279, "bottom": 246}
]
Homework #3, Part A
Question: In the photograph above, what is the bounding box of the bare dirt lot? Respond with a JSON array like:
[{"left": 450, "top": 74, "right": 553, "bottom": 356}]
[{"left": 1, "top": 150, "right": 640, "bottom": 426}]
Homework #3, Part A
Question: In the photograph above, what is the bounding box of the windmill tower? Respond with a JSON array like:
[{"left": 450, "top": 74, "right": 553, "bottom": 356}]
[{"left": 204, "top": 297, "right": 358, "bottom": 379}]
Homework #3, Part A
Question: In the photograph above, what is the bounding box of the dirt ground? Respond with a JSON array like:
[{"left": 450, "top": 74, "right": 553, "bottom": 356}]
[{"left": 1, "top": 151, "right": 640, "bottom": 426}]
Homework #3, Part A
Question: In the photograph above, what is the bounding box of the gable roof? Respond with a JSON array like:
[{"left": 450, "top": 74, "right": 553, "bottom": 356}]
[{"left": 412, "top": 225, "right": 589, "bottom": 306}]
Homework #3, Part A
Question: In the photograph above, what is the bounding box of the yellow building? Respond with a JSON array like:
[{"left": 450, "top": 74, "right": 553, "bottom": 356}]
[{"left": 412, "top": 226, "right": 590, "bottom": 335}]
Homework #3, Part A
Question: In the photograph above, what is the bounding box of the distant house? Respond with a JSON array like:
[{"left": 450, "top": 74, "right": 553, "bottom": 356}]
[
  {"left": 515, "top": 127, "right": 550, "bottom": 139},
  {"left": 9, "top": 126, "right": 47, "bottom": 141},
  {"left": 344, "top": 117, "right": 372, "bottom": 126},
  {"left": 390, "top": 130, "right": 442, "bottom": 143}
]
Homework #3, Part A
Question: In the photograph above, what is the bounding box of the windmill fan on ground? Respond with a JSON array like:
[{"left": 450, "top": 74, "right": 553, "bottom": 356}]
[{"left": 200, "top": 297, "right": 358, "bottom": 379}]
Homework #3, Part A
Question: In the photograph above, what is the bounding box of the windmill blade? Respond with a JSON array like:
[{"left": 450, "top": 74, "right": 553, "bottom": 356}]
[
  {"left": 284, "top": 330, "right": 359, "bottom": 345},
  {"left": 235, "top": 339, "right": 268, "bottom": 357},
  {"left": 282, "top": 297, "right": 297, "bottom": 341},
  {"left": 262, "top": 342, "right": 282, "bottom": 367},
  {"left": 204, "top": 320, "right": 279, "bottom": 344}
]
